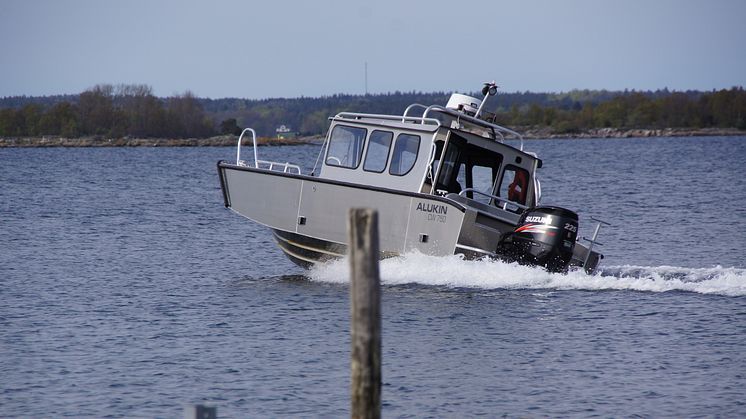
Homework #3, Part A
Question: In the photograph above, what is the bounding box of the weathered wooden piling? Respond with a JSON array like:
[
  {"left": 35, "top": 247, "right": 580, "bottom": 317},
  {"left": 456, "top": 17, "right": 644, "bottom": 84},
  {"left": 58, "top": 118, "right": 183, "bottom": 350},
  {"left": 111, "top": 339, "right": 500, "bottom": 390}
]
[
  {"left": 348, "top": 208, "right": 382, "bottom": 419},
  {"left": 184, "top": 404, "right": 216, "bottom": 419}
]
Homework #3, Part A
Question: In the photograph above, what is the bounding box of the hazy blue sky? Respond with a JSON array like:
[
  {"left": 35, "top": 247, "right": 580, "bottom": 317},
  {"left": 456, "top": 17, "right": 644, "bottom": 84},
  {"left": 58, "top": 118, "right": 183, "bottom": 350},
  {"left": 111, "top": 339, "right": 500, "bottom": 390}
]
[{"left": 1, "top": 0, "right": 744, "bottom": 98}]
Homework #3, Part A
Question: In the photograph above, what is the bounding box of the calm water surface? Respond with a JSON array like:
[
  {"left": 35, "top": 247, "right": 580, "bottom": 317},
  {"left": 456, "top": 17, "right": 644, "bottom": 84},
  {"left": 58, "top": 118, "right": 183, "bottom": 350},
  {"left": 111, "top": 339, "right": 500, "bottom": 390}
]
[{"left": 1, "top": 136, "right": 745, "bottom": 417}]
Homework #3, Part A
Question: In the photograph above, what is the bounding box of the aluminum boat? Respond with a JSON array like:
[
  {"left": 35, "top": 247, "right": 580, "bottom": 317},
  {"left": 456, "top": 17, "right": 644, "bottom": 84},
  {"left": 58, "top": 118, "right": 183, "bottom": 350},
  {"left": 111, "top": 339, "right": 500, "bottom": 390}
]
[{"left": 218, "top": 83, "right": 607, "bottom": 273}]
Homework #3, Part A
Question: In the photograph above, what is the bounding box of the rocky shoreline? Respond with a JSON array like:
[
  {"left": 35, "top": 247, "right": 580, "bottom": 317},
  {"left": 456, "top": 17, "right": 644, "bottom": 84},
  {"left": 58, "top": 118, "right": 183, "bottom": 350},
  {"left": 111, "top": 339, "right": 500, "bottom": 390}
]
[
  {"left": 0, "top": 128, "right": 742, "bottom": 147},
  {"left": 0, "top": 135, "right": 322, "bottom": 148},
  {"left": 520, "top": 127, "right": 745, "bottom": 139}
]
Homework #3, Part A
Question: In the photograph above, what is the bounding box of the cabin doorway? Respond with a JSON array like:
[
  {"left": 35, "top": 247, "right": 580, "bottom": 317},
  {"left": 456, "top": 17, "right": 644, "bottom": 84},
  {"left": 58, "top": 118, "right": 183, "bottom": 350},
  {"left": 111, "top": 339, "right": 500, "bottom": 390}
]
[{"left": 432, "top": 134, "right": 503, "bottom": 203}]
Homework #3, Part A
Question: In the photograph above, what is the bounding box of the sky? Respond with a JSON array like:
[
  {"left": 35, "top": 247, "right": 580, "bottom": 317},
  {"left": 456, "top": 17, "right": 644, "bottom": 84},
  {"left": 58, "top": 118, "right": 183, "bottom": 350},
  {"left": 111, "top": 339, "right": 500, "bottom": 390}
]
[{"left": 1, "top": 0, "right": 745, "bottom": 99}]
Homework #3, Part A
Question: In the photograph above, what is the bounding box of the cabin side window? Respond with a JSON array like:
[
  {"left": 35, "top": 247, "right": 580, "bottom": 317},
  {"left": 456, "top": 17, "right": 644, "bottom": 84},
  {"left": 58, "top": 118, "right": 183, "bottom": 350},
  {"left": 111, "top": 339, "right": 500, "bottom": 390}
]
[
  {"left": 326, "top": 125, "right": 367, "bottom": 169},
  {"left": 363, "top": 130, "right": 393, "bottom": 173},
  {"left": 498, "top": 166, "right": 530, "bottom": 207},
  {"left": 389, "top": 134, "right": 420, "bottom": 176}
]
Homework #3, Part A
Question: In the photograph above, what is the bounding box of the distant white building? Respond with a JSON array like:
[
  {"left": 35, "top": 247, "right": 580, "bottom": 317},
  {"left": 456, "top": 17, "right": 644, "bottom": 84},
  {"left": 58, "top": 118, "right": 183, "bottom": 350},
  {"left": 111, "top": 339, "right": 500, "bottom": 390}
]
[{"left": 275, "top": 125, "right": 296, "bottom": 139}]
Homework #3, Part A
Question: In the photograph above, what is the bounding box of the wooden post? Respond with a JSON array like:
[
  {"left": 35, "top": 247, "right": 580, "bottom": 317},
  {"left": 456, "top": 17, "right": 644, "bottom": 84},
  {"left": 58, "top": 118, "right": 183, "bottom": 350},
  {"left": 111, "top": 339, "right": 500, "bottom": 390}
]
[
  {"left": 184, "top": 405, "right": 216, "bottom": 419},
  {"left": 348, "top": 208, "right": 381, "bottom": 419}
]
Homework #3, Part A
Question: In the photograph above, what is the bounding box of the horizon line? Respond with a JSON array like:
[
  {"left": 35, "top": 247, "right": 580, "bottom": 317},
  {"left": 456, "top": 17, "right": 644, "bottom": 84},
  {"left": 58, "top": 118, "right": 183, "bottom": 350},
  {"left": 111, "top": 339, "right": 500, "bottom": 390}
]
[{"left": 2, "top": 85, "right": 745, "bottom": 102}]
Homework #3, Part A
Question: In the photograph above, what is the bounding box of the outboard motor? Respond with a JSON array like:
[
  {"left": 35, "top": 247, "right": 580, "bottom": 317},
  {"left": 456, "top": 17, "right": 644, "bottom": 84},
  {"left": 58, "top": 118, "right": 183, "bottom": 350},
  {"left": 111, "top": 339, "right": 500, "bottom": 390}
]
[{"left": 498, "top": 206, "right": 578, "bottom": 272}]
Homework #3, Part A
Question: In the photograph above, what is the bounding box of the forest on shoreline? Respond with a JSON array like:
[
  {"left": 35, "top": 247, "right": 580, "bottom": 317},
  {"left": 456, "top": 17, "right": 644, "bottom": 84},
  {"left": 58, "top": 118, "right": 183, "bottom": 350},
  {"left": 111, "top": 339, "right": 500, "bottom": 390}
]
[{"left": 1, "top": 84, "right": 744, "bottom": 141}]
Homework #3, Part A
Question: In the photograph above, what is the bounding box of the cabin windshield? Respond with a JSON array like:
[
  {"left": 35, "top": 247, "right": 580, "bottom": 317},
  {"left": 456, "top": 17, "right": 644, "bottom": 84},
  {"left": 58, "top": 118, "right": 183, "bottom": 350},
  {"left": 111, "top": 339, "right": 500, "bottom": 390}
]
[
  {"left": 390, "top": 134, "right": 420, "bottom": 176},
  {"left": 326, "top": 125, "right": 367, "bottom": 169},
  {"left": 362, "top": 130, "right": 393, "bottom": 173}
]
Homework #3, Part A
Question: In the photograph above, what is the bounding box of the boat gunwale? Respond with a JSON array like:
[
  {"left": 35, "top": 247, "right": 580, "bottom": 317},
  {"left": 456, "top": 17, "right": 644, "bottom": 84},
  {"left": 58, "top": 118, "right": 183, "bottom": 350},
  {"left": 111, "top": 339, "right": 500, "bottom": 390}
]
[{"left": 217, "top": 160, "right": 469, "bottom": 213}]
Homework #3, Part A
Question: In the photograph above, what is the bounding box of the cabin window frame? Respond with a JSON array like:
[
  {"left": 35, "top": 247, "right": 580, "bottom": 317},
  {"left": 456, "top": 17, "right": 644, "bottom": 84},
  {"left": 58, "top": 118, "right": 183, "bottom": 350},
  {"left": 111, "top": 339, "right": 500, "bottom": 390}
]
[
  {"left": 389, "top": 133, "right": 421, "bottom": 177},
  {"left": 362, "top": 130, "right": 394, "bottom": 173},
  {"left": 325, "top": 124, "right": 368, "bottom": 170}
]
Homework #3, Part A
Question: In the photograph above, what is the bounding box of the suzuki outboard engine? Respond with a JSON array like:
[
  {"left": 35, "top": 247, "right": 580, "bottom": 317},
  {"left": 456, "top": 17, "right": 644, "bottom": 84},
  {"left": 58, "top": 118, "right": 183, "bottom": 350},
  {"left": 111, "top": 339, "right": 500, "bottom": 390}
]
[{"left": 498, "top": 206, "right": 578, "bottom": 272}]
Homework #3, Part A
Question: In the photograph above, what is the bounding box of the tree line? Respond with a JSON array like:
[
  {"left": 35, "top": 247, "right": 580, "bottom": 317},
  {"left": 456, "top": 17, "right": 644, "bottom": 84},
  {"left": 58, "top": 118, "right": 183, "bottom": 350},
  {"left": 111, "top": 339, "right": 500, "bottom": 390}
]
[
  {"left": 0, "top": 84, "right": 215, "bottom": 138},
  {"left": 1, "top": 85, "right": 744, "bottom": 138},
  {"left": 492, "top": 87, "right": 746, "bottom": 133}
]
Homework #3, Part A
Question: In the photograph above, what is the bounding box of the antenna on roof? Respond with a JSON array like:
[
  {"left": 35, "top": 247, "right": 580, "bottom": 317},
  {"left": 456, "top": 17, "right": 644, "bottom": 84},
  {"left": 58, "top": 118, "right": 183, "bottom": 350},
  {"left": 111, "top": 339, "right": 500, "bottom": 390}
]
[
  {"left": 475, "top": 81, "right": 499, "bottom": 118},
  {"left": 365, "top": 61, "right": 368, "bottom": 95}
]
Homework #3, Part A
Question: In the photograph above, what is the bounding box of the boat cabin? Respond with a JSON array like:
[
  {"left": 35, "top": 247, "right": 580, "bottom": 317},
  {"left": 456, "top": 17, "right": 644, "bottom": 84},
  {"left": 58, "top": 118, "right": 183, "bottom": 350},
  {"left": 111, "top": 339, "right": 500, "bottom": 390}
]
[{"left": 316, "top": 94, "right": 542, "bottom": 213}]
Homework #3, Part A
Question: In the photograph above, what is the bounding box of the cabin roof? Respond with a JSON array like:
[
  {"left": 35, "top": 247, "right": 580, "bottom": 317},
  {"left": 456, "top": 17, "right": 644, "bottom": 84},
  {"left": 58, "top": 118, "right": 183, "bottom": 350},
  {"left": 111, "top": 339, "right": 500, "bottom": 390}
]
[
  {"left": 331, "top": 100, "right": 526, "bottom": 150},
  {"left": 330, "top": 112, "right": 440, "bottom": 133}
]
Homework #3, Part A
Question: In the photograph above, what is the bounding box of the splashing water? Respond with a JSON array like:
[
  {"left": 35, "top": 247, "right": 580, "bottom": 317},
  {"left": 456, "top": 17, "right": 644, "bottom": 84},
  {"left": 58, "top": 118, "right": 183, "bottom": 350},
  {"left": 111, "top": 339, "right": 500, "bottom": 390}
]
[{"left": 308, "top": 251, "right": 746, "bottom": 297}]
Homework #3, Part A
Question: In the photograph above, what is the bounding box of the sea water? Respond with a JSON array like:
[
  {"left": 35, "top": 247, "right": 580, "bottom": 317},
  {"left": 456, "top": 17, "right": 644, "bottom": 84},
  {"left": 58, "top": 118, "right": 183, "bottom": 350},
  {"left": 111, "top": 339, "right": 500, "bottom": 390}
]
[{"left": 1, "top": 137, "right": 745, "bottom": 417}]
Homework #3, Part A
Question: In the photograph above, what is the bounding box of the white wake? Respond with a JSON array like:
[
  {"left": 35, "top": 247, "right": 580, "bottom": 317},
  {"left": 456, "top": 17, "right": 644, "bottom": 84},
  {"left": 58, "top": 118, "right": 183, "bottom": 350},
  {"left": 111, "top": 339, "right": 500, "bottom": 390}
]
[{"left": 307, "top": 252, "right": 746, "bottom": 297}]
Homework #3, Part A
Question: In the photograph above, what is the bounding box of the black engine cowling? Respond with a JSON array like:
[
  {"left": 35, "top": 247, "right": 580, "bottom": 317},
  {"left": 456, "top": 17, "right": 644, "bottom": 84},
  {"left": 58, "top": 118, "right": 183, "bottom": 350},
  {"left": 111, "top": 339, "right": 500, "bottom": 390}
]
[{"left": 498, "top": 206, "right": 579, "bottom": 272}]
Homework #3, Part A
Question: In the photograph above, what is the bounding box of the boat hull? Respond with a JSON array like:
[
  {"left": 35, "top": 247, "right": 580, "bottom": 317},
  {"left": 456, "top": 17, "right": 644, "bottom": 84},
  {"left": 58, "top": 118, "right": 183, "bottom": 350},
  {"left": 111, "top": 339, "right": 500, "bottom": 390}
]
[
  {"left": 218, "top": 162, "right": 467, "bottom": 263},
  {"left": 218, "top": 162, "right": 603, "bottom": 273},
  {"left": 271, "top": 229, "right": 346, "bottom": 268}
]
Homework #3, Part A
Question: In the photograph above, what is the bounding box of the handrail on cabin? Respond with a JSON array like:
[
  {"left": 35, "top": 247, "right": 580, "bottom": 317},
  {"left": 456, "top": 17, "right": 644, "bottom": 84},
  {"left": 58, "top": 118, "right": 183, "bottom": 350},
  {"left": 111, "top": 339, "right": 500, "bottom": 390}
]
[
  {"left": 333, "top": 112, "right": 441, "bottom": 128},
  {"left": 422, "top": 105, "right": 524, "bottom": 151},
  {"left": 401, "top": 103, "right": 429, "bottom": 121}
]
